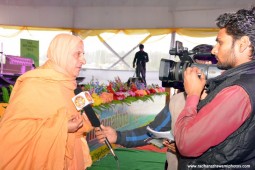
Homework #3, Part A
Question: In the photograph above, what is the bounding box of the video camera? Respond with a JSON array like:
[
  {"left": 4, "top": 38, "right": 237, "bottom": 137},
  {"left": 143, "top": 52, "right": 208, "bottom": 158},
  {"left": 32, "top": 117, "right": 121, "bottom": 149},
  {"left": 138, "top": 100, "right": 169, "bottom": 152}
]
[{"left": 159, "top": 41, "right": 224, "bottom": 89}]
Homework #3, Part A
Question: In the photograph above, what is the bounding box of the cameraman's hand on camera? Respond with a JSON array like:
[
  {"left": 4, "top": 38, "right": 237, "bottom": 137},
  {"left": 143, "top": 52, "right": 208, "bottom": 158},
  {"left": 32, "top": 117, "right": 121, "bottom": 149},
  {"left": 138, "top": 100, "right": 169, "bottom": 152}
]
[{"left": 184, "top": 67, "right": 206, "bottom": 97}]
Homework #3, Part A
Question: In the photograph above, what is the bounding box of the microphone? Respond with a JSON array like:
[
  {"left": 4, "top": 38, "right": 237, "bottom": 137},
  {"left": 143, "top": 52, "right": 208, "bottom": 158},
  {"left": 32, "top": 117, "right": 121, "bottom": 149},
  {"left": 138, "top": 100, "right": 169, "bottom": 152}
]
[
  {"left": 73, "top": 88, "right": 118, "bottom": 161},
  {"left": 83, "top": 105, "right": 118, "bottom": 160}
]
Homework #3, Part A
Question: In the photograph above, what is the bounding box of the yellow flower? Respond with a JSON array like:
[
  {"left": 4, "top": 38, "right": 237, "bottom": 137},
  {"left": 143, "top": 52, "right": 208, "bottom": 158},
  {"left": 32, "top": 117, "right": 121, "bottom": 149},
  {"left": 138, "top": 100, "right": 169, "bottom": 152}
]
[{"left": 91, "top": 93, "right": 103, "bottom": 106}]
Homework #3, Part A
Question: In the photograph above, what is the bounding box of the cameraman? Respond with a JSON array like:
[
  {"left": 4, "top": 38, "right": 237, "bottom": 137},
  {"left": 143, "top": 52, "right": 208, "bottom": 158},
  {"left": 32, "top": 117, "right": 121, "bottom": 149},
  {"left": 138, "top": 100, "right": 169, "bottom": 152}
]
[{"left": 172, "top": 6, "right": 255, "bottom": 169}]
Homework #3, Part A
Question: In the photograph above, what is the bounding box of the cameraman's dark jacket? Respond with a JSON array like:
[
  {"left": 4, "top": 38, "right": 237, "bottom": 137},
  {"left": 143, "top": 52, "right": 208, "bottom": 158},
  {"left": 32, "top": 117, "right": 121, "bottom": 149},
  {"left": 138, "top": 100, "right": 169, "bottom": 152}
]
[{"left": 178, "top": 60, "right": 255, "bottom": 170}]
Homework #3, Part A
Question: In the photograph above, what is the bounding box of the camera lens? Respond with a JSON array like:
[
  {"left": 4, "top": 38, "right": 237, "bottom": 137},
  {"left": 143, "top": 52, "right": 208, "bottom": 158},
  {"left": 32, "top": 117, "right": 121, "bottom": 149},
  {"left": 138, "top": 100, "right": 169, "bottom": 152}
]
[
  {"left": 174, "top": 62, "right": 192, "bottom": 82},
  {"left": 159, "top": 59, "right": 223, "bottom": 83}
]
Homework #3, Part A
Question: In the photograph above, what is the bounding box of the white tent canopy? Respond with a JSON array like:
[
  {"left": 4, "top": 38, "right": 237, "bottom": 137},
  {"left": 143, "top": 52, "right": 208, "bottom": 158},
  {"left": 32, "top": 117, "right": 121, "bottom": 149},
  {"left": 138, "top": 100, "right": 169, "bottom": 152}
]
[
  {"left": 0, "top": 0, "right": 254, "bottom": 86},
  {"left": 0, "top": 0, "right": 254, "bottom": 29}
]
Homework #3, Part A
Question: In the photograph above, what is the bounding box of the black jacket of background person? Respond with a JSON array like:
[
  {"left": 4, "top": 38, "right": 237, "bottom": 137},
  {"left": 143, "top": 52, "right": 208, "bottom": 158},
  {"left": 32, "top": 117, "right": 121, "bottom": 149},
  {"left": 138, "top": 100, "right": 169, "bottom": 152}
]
[
  {"left": 115, "top": 103, "right": 170, "bottom": 148},
  {"left": 133, "top": 51, "right": 149, "bottom": 68},
  {"left": 179, "top": 60, "right": 255, "bottom": 170}
]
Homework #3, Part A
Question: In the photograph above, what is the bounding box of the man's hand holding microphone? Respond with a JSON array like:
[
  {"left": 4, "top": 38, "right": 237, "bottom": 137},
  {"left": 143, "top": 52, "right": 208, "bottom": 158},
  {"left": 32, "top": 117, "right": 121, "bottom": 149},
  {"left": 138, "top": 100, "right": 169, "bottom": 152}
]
[{"left": 72, "top": 89, "right": 118, "bottom": 160}]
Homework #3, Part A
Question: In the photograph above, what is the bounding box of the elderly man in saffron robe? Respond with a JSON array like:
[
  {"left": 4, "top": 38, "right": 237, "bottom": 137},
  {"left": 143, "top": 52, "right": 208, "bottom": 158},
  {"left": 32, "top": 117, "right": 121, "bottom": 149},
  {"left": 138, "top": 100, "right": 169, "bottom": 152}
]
[{"left": 0, "top": 34, "right": 93, "bottom": 170}]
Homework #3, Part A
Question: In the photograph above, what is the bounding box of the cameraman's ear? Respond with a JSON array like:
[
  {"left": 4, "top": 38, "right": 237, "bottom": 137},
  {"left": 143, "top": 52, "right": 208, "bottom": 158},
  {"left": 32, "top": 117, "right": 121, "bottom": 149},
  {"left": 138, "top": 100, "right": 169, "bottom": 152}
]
[{"left": 239, "top": 36, "right": 251, "bottom": 53}]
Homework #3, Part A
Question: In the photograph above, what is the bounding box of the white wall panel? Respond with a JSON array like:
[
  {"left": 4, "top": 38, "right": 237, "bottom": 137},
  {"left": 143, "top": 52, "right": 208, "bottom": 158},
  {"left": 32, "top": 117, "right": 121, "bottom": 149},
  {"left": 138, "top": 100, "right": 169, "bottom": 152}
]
[
  {"left": 174, "top": 8, "right": 241, "bottom": 28},
  {"left": 74, "top": 7, "right": 174, "bottom": 29},
  {"left": 0, "top": 5, "right": 73, "bottom": 28},
  {"left": 0, "top": 4, "right": 254, "bottom": 29}
]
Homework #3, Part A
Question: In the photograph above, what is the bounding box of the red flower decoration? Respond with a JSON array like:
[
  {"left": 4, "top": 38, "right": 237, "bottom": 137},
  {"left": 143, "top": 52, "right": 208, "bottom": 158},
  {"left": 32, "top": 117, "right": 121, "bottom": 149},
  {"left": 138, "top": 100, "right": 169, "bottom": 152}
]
[
  {"left": 106, "top": 83, "right": 115, "bottom": 94},
  {"left": 145, "top": 89, "right": 151, "bottom": 95},
  {"left": 114, "top": 92, "right": 126, "bottom": 100},
  {"left": 149, "top": 88, "right": 157, "bottom": 94},
  {"left": 130, "top": 83, "right": 138, "bottom": 92}
]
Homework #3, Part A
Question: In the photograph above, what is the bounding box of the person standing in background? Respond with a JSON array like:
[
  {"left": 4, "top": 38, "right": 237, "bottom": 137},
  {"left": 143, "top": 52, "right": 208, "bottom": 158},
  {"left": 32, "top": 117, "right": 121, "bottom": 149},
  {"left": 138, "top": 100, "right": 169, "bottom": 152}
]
[
  {"left": 0, "top": 34, "right": 94, "bottom": 170},
  {"left": 133, "top": 44, "right": 149, "bottom": 86}
]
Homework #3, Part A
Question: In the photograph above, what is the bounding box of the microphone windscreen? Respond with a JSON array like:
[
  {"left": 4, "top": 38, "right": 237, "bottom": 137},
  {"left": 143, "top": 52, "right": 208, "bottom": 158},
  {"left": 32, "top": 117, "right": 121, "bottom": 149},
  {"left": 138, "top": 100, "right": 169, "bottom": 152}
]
[{"left": 83, "top": 105, "right": 101, "bottom": 127}]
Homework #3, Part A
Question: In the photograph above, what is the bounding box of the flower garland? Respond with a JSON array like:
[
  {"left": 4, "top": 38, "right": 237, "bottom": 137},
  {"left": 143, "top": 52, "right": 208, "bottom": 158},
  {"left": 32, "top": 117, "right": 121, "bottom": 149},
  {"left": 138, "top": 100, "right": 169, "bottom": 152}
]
[{"left": 79, "top": 77, "right": 167, "bottom": 112}]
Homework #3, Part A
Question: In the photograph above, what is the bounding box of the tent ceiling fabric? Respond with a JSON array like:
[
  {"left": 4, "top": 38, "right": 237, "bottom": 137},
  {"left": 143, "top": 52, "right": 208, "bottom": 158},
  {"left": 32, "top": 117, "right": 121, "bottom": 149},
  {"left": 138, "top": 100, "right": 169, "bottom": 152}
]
[
  {"left": 0, "top": 0, "right": 254, "bottom": 29},
  {"left": 0, "top": 0, "right": 253, "bottom": 9}
]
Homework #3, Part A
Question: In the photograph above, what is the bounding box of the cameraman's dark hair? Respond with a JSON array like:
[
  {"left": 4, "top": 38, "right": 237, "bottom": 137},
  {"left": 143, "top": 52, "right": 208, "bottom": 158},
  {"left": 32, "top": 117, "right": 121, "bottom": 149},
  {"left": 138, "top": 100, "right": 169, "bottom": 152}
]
[
  {"left": 215, "top": 6, "right": 255, "bottom": 56},
  {"left": 139, "top": 44, "right": 144, "bottom": 49}
]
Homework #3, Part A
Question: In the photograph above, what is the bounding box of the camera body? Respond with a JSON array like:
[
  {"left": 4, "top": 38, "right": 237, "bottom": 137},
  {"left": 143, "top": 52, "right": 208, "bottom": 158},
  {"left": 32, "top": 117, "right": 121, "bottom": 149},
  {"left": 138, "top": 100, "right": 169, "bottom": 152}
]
[
  {"left": 169, "top": 41, "right": 193, "bottom": 63},
  {"left": 159, "top": 41, "right": 223, "bottom": 89}
]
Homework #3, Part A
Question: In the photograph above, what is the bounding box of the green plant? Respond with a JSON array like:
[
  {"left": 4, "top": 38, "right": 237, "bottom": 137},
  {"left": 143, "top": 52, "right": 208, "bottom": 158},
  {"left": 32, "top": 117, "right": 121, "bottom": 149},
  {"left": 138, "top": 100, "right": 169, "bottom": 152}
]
[{"left": 1, "top": 86, "right": 10, "bottom": 103}]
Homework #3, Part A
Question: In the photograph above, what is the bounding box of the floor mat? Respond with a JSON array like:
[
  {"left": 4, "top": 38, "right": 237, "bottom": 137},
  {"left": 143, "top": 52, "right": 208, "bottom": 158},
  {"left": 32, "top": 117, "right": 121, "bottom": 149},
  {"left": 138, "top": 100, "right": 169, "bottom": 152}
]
[{"left": 88, "top": 148, "right": 166, "bottom": 170}]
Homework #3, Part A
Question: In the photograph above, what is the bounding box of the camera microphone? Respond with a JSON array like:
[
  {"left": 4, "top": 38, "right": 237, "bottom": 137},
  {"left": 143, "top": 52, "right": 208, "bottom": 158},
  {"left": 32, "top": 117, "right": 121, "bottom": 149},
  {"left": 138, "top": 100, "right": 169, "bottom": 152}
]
[{"left": 73, "top": 89, "right": 118, "bottom": 161}]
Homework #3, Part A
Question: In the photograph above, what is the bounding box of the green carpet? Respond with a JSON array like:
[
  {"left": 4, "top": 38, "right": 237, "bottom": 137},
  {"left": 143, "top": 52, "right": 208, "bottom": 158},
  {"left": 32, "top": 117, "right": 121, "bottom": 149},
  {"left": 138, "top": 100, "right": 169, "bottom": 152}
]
[{"left": 88, "top": 148, "right": 166, "bottom": 170}]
